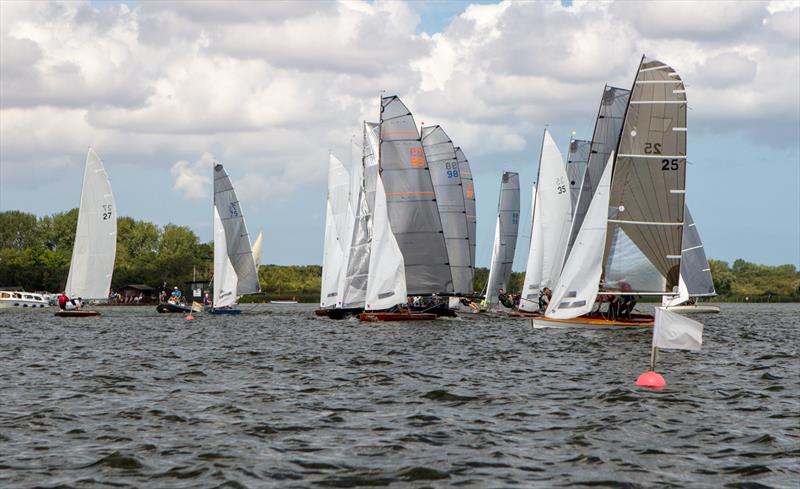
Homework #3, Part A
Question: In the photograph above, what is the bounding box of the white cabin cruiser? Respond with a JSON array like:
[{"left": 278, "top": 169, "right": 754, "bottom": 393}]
[{"left": 0, "top": 291, "right": 49, "bottom": 309}]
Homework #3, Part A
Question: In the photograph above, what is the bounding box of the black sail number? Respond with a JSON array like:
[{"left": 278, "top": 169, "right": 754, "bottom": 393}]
[
  {"left": 101, "top": 204, "right": 113, "bottom": 220},
  {"left": 644, "top": 142, "right": 662, "bottom": 154},
  {"left": 661, "top": 159, "right": 679, "bottom": 171}
]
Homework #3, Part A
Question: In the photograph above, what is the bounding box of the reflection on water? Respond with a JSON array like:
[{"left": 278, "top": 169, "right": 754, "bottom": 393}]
[{"left": 0, "top": 303, "right": 797, "bottom": 488}]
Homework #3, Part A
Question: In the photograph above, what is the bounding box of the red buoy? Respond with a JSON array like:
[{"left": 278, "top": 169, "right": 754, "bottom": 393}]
[
  {"left": 185, "top": 313, "right": 194, "bottom": 321},
  {"left": 636, "top": 371, "right": 666, "bottom": 389}
]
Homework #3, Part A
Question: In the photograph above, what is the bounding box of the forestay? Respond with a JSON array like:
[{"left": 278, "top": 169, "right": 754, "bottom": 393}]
[
  {"left": 545, "top": 154, "right": 614, "bottom": 319},
  {"left": 455, "top": 147, "right": 477, "bottom": 284},
  {"left": 379, "top": 96, "right": 452, "bottom": 295},
  {"left": 421, "top": 125, "right": 471, "bottom": 295},
  {"left": 65, "top": 147, "right": 117, "bottom": 300},
  {"left": 320, "top": 154, "right": 351, "bottom": 308},
  {"left": 364, "top": 173, "right": 407, "bottom": 311},
  {"left": 485, "top": 172, "right": 520, "bottom": 304},
  {"left": 213, "top": 164, "right": 260, "bottom": 299},
  {"left": 567, "top": 86, "right": 630, "bottom": 260},
  {"left": 603, "top": 57, "right": 687, "bottom": 294}
]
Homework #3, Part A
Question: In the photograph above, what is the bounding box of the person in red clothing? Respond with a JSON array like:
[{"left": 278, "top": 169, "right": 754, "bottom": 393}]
[{"left": 58, "top": 292, "right": 68, "bottom": 310}]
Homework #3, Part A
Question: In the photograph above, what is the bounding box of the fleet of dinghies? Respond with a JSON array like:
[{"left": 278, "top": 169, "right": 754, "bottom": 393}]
[{"left": 320, "top": 55, "right": 716, "bottom": 330}]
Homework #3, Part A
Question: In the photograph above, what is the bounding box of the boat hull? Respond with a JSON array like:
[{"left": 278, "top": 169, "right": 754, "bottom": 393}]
[
  {"left": 665, "top": 304, "right": 720, "bottom": 314},
  {"left": 410, "top": 303, "right": 457, "bottom": 317},
  {"left": 532, "top": 313, "right": 654, "bottom": 329},
  {"left": 359, "top": 312, "right": 437, "bottom": 322},
  {"left": 314, "top": 308, "right": 363, "bottom": 319},
  {"left": 55, "top": 310, "right": 100, "bottom": 318},
  {"left": 156, "top": 303, "right": 192, "bottom": 314},
  {"left": 208, "top": 308, "right": 241, "bottom": 315}
]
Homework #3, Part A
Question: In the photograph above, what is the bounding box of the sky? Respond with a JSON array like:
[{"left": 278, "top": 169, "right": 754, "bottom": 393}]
[{"left": 1, "top": 0, "right": 798, "bottom": 269}]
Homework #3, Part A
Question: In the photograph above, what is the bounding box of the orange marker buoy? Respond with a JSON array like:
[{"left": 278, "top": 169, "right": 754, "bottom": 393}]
[
  {"left": 185, "top": 313, "right": 194, "bottom": 321},
  {"left": 636, "top": 371, "right": 666, "bottom": 389}
]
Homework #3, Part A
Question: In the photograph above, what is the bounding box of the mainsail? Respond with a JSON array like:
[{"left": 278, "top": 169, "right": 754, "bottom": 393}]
[
  {"left": 379, "top": 96, "right": 452, "bottom": 295},
  {"left": 64, "top": 147, "right": 117, "bottom": 300},
  {"left": 320, "top": 154, "right": 351, "bottom": 308},
  {"left": 603, "top": 57, "right": 687, "bottom": 294},
  {"left": 485, "top": 172, "right": 520, "bottom": 304},
  {"left": 455, "top": 147, "right": 477, "bottom": 288},
  {"left": 519, "top": 130, "right": 572, "bottom": 311},
  {"left": 339, "top": 122, "right": 379, "bottom": 308},
  {"left": 252, "top": 231, "right": 263, "bottom": 267},
  {"left": 212, "top": 163, "right": 260, "bottom": 307},
  {"left": 421, "top": 125, "right": 471, "bottom": 295},
  {"left": 566, "top": 139, "right": 591, "bottom": 213},
  {"left": 567, "top": 86, "right": 630, "bottom": 259}
]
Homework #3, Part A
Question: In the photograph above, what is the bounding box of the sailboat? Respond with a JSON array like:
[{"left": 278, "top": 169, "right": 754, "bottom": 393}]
[
  {"left": 566, "top": 138, "right": 591, "bottom": 213},
  {"left": 56, "top": 147, "right": 117, "bottom": 318},
  {"left": 664, "top": 207, "right": 719, "bottom": 313},
  {"left": 252, "top": 231, "right": 263, "bottom": 268},
  {"left": 535, "top": 56, "right": 689, "bottom": 328},
  {"left": 208, "top": 163, "right": 260, "bottom": 314},
  {"left": 516, "top": 129, "right": 572, "bottom": 315},
  {"left": 482, "top": 171, "right": 520, "bottom": 311}
]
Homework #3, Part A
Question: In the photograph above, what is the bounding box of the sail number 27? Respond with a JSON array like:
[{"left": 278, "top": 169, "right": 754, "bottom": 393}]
[{"left": 101, "top": 204, "right": 113, "bottom": 220}]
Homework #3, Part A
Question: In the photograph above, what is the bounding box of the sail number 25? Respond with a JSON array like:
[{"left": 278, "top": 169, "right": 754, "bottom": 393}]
[{"left": 661, "top": 159, "right": 679, "bottom": 171}]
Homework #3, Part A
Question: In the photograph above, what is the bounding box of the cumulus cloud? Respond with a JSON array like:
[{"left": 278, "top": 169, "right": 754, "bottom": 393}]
[
  {"left": 0, "top": 0, "right": 798, "bottom": 202},
  {"left": 171, "top": 152, "right": 214, "bottom": 200}
]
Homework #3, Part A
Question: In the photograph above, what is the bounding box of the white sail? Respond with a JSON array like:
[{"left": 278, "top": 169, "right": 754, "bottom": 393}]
[
  {"left": 545, "top": 153, "right": 614, "bottom": 319},
  {"left": 213, "top": 206, "right": 238, "bottom": 308},
  {"left": 519, "top": 184, "right": 542, "bottom": 312},
  {"left": 213, "top": 163, "right": 260, "bottom": 301},
  {"left": 364, "top": 172, "right": 406, "bottom": 311},
  {"left": 65, "top": 147, "right": 117, "bottom": 300},
  {"left": 320, "top": 154, "right": 351, "bottom": 308},
  {"left": 485, "top": 218, "right": 504, "bottom": 304},
  {"left": 252, "top": 231, "right": 263, "bottom": 267}
]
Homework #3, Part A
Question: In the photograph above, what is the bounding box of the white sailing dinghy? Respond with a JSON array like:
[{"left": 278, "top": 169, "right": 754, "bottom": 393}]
[
  {"left": 664, "top": 207, "right": 719, "bottom": 313},
  {"left": 517, "top": 130, "right": 573, "bottom": 315},
  {"left": 252, "top": 231, "right": 263, "bottom": 268},
  {"left": 208, "top": 163, "right": 260, "bottom": 314},
  {"left": 535, "top": 56, "right": 690, "bottom": 329},
  {"left": 56, "top": 147, "right": 117, "bottom": 317},
  {"left": 482, "top": 172, "right": 520, "bottom": 312}
]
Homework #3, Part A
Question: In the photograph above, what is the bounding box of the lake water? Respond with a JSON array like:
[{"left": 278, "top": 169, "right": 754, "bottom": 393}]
[{"left": 0, "top": 303, "right": 797, "bottom": 488}]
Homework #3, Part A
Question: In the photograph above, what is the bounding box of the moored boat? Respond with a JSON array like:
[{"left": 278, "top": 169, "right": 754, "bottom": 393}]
[
  {"left": 0, "top": 291, "right": 49, "bottom": 309},
  {"left": 665, "top": 303, "right": 720, "bottom": 314}
]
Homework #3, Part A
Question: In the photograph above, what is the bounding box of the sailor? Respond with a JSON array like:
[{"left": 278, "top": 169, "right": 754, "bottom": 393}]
[
  {"left": 538, "top": 287, "right": 552, "bottom": 312},
  {"left": 58, "top": 292, "right": 68, "bottom": 310},
  {"left": 498, "top": 288, "right": 513, "bottom": 308},
  {"left": 171, "top": 286, "right": 182, "bottom": 303}
]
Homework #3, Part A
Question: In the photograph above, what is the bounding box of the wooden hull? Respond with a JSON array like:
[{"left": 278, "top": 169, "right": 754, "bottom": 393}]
[
  {"left": 359, "top": 312, "right": 437, "bottom": 322},
  {"left": 156, "top": 303, "right": 192, "bottom": 314},
  {"left": 532, "top": 313, "right": 654, "bottom": 329},
  {"left": 665, "top": 304, "right": 720, "bottom": 314},
  {"left": 55, "top": 310, "right": 100, "bottom": 318},
  {"left": 508, "top": 309, "right": 542, "bottom": 318}
]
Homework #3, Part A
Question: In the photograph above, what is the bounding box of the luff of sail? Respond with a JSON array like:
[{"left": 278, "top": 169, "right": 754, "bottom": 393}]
[
  {"left": 603, "top": 57, "right": 687, "bottom": 294},
  {"left": 213, "top": 164, "right": 260, "bottom": 298},
  {"left": 320, "top": 154, "right": 351, "bottom": 308},
  {"left": 213, "top": 206, "right": 238, "bottom": 308},
  {"left": 566, "top": 86, "right": 630, "bottom": 261},
  {"left": 65, "top": 147, "right": 117, "bottom": 300},
  {"left": 566, "top": 139, "right": 591, "bottom": 213},
  {"left": 485, "top": 172, "right": 520, "bottom": 305},
  {"left": 455, "top": 147, "right": 476, "bottom": 287},
  {"left": 421, "top": 125, "right": 471, "bottom": 295},
  {"left": 340, "top": 122, "right": 379, "bottom": 308},
  {"left": 379, "top": 96, "right": 452, "bottom": 295}
]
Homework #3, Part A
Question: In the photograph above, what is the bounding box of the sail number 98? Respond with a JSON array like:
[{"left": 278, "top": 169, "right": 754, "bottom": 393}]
[{"left": 445, "top": 161, "right": 459, "bottom": 179}]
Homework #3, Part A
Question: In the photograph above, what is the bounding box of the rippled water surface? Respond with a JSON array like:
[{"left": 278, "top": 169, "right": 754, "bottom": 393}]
[{"left": 1, "top": 303, "right": 798, "bottom": 488}]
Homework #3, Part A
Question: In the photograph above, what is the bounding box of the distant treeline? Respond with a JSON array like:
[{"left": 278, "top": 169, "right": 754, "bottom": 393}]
[{"left": 1, "top": 210, "right": 798, "bottom": 302}]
